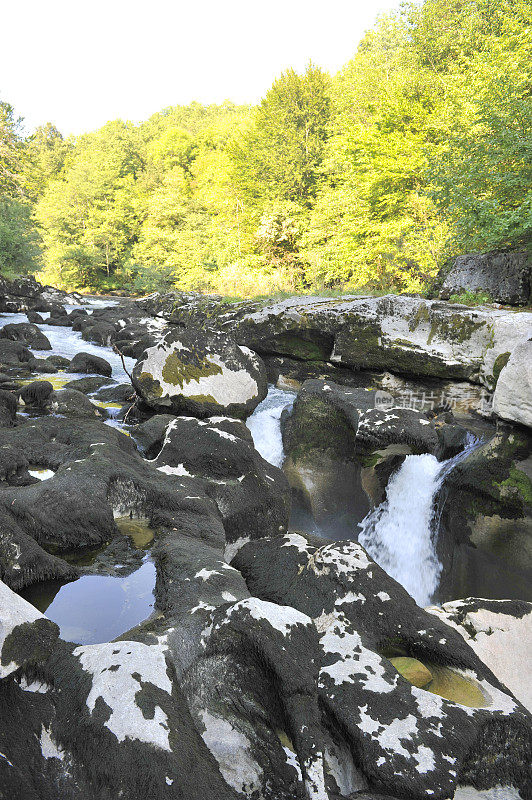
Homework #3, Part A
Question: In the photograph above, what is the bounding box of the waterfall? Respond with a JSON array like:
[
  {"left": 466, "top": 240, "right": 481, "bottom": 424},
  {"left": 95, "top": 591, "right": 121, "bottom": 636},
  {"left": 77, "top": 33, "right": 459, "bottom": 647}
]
[
  {"left": 246, "top": 386, "right": 296, "bottom": 467},
  {"left": 358, "top": 434, "right": 480, "bottom": 607}
]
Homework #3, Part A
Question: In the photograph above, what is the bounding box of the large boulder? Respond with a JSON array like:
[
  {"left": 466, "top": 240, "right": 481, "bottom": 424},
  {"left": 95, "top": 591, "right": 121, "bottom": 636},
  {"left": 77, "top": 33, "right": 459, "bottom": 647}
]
[
  {"left": 210, "top": 294, "right": 532, "bottom": 391},
  {"left": 440, "top": 250, "right": 531, "bottom": 306},
  {"left": 493, "top": 338, "right": 532, "bottom": 428},
  {"left": 132, "top": 328, "right": 267, "bottom": 418},
  {"left": 68, "top": 351, "right": 113, "bottom": 377},
  {"left": 0, "top": 322, "right": 52, "bottom": 351},
  {"left": 232, "top": 533, "right": 532, "bottom": 800}
]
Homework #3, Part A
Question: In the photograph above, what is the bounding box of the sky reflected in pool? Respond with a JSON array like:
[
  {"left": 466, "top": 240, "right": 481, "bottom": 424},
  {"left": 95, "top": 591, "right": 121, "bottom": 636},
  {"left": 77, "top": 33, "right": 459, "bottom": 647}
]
[{"left": 21, "top": 558, "right": 156, "bottom": 644}]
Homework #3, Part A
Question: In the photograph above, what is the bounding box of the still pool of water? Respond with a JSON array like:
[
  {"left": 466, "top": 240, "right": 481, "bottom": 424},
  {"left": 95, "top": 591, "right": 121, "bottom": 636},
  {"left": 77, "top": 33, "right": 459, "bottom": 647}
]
[{"left": 20, "top": 557, "right": 156, "bottom": 645}]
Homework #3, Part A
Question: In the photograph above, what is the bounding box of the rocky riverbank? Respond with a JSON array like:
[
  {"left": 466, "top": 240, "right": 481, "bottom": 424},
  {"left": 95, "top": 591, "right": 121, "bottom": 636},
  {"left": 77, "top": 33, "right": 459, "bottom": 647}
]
[{"left": 0, "top": 277, "right": 530, "bottom": 800}]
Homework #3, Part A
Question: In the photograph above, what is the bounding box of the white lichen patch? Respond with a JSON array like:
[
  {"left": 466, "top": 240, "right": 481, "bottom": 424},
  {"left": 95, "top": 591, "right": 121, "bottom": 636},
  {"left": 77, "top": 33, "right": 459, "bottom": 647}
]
[
  {"left": 138, "top": 340, "right": 260, "bottom": 406},
  {"left": 0, "top": 580, "right": 44, "bottom": 678},
  {"left": 74, "top": 641, "right": 173, "bottom": 751},
  {"left": 156, "top": 463, "right": 192, "bottom": 477},
  {"left": 310, "top": 542, "right": 372, "bottom": 579},
  {"left": 199, "top": 710, "right": 263, "bottom": 795},
  {"left": 40, "top": 726, "right": 65, "bottom": 761},
  {"left": 358, "top": 705, "right": 436, "bottom": 774},
  {"left": 317, "top": 611, "right": 397, "bottom": 693},
  {"left": 18, "top": 676, "right": 50, "bottom": 693},
  {"left": 225, "top": 598, "right": 312, "bottom": 637}
]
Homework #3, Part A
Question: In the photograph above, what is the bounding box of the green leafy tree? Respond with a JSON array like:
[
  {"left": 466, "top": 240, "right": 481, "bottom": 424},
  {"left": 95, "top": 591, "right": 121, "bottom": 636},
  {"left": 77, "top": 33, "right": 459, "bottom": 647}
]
[{"left": 231, "top": 64, "right": 331, "bottom": 205}]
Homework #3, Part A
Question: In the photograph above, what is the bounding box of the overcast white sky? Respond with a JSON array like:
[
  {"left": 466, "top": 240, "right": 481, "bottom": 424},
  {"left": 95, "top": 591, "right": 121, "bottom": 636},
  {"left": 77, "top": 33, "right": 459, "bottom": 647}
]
[{"left": 2, "top": 0, "right": 401, "bottom": 136}]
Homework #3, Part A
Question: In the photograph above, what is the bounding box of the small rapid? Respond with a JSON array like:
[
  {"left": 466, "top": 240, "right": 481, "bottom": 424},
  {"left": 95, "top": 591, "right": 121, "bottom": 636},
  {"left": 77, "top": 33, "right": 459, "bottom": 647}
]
[
  {"left": 358, "top": 434, "right": 480, "bottom": 606},
  {"left": 0, "top": 298, "right": 133, "bottom": 384}
]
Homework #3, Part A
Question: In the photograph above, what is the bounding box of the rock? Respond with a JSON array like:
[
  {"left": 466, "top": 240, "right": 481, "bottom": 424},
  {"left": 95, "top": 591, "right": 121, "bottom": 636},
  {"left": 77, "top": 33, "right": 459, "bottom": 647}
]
[
  {"left": 0, "top": 389, "right": 17, "bottom": 427},
  {"left": 204, "top": 294, "right": 532, "bottom": 391},
  {"left": 427, "top": 598, "right": 532, "bottom": 711},
  {"left": 51, "top": 388, "right": 107, "bottom": 419},
  {"left": 81, "top": 321, "right": 118, "bottom": 345},
  {"left": 132, "top": 327, "right": 267, "bottom": 418},
  {"left": 436, "top": 429, "right": 532, "bottom": 602},
  {"left": 26, "top": 311, "right": 44, "bottom": 323},
  {"left": 440, "top": 250, "right": 531, "bottom": 306},
  {"left": 46, "top": 354, "right": 70, "bottom": 368},
  {"left": 0, "top": 322, "right": 52, "bottom": 350},
  {"left": 281, "top": 379, "right": 439, "bottom": 537},
  {"left": 130, "top": 413, "right": 176, "bottom": 456},
  {"left": 0, "top": 580, "right": 59, "bottom": 678},
  {"left": 493, "top": 338, "right": 532, "bottom": 428},
  {"left": 232, "top": 533, "right": 532, "bottom": 799},
  {"left": 68, "top": 351, "right": 113, "bottom": 377},
  {"left": 153, "top": 415, "right": 291, "bottom": 545},
  {"left": 19, "top": 380, "right": 54, "bottom": 408},
  {"left": 63, "top": 375, "right": 112, "bottom": 394},
  {"left": 94, "top": 382, "right": 133, "bottom": 402},
  {"left": 0, "top": 339, "right": 32, "bottom": 367}
]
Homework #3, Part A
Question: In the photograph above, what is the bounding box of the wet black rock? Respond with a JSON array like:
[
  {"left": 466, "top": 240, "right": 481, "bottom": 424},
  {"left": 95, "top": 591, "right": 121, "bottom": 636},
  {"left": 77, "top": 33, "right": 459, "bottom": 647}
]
[
  {"left": 63, "top": 376, "right": 112, "bottom": 395},
  {"left": 67, "top": 352, "right": 113, "bottom": 377},
  {"left": 0, "top": 389, "right": 17, "bottom": 427},
  {"left": 94, "top": 382, "right": 133, "bottom": 403},
  {"left": 0, "top": 322, "right": 52, "bottom": 350},
  {"left": 19, "top": 380, "right": 55, "bottom": 409},
  {"left": 51, "top": 389, "right": 107, "bottom": 419}
]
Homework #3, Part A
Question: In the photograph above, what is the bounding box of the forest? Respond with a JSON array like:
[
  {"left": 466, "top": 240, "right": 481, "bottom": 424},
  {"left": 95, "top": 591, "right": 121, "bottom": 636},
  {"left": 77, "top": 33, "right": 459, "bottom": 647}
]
[{"left": 1, "top": 0, "right": 530, "bottom": 298}]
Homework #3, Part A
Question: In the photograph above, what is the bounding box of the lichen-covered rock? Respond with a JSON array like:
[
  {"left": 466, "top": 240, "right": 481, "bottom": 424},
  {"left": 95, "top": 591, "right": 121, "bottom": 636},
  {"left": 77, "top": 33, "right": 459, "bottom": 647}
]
[
  {"left": 153, "top": 415, "right": 290, "bottom": 545},
  {"left": 440, "top": 250, "right": 531, "bottom": 306},
  {"left": 232, "top": 533, "right": 532, "bottom": 799},
  {"left": 0, "top": 579, "right": 59, "bottom": 679},
  {"left": 427, "top": 598, "right": 532, "bottom": 712},
  {"left": 132, "top": 327, "right": 267, "bottom": 418},
  {"left": 493, "top": 338, "right": 532, "bottom": 429},
  {"left": 207, "top": 294, "right": 532, "bottom": 391}
]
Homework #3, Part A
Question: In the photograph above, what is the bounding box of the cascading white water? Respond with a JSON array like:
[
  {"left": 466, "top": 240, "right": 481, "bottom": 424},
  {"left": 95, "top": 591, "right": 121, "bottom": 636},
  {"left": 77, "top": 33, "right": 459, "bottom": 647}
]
[
  {"left": 358, "top": 454, "right": 444, "bottom": 606},
  {"left": 246, "top": 386, "right": 296, "bottom": 467},
  {"left": 358, "top": 434, "right": 480, "bottom": 607}
]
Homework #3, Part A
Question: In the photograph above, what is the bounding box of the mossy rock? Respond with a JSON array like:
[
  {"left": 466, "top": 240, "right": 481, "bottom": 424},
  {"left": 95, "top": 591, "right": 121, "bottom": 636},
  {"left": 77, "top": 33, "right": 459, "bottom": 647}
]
[{"left": 132, "top": 327, "right": 268, "bottom": 418}]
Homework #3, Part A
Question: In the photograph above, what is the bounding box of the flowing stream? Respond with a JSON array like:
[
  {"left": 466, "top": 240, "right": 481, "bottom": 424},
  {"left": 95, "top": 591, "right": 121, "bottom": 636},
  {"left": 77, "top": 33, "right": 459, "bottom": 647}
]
[
  {"left": 3, "top": 301, "right": 482, "bottom": 614},
  {"left": 358, "top": 434, "right": 480, "bottom": 606}
]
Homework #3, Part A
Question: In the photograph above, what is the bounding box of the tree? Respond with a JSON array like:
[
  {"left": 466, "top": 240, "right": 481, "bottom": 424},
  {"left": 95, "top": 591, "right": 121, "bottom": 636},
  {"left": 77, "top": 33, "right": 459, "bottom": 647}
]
[
  {"left": 231, "top": 64, "right": 331, "bottom": 205},
  {"left": 36, "top": 120, "right": 144, "bottom": 288}
]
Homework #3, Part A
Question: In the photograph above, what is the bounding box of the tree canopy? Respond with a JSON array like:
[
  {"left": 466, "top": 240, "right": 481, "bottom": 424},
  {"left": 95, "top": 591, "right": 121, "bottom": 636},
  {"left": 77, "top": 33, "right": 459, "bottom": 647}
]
[{"left": 1, "top": 0, "right": 531, "bottom": 296}]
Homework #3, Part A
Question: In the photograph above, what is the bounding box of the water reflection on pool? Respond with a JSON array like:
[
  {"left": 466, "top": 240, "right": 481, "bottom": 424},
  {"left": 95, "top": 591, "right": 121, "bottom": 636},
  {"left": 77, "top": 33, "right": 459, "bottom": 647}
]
[{"left": 20, "top": 557, "right": 156, "bottom": 644}]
